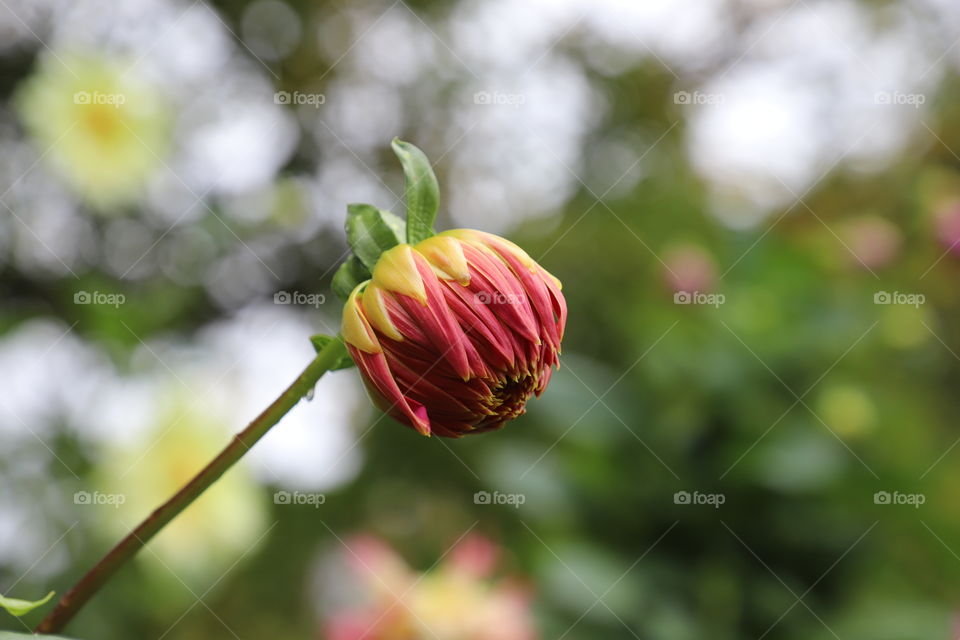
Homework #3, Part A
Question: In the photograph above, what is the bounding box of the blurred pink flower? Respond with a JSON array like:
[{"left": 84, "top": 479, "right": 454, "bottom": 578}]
[
  {"left": 322, "top": 534, "right": 538, "bottom": 640},
  {"left": 839, "top": 215, "right": 901, "bottom": 269},
  {"left": 935, "top": 202, "right": 960, "bottom": 256},
  {"left": 662, "top": 243, "right": 716, "bottom": 294}
]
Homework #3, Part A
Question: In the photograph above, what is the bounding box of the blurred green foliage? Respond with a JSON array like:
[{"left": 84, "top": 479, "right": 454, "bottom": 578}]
[{"left": 3, "top": 0, "right": 960, "bottom": 639}]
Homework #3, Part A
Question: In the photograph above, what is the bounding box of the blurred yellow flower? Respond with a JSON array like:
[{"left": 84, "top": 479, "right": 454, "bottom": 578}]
[
  {"left": 880, "top": 304, "right": 931, "bottom": 350},
  {"left": 93, "top": 397, "right": 267, "bottom": 584},
  {"left": 817, "top": 384, "right": 877, "bottom": 440},
  {"left": 16, "top": 54, "right": 168, "bottom": 209}
]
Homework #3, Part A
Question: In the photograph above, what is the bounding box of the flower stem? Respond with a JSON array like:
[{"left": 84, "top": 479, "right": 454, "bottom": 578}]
[{"left": 35, "top": 336, "right": 349, "bottom": 634}]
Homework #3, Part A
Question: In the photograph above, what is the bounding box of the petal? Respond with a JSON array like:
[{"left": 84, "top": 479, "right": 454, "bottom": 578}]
[
  {"left": 414, "top": 235, "right": 471, "bottom": 284},
  {"left": 341, "top": 282, "right": 380, "bottom": 354},
  {"left": 391, "top": 254, "right": 477, "bottom": 380},
  {"left": 439, "top": 280, "right": 516, "bottom": 372},
  {"left": 362, "top": 283, "right": 403, "bottom": 341},
  {"left": 371, "top": 244, "right": 427, "bottom": 303},
  {"left": 460, "top": 243, "right": 540, "bottom": 346},
  {"left": 349, "top": 345, "right": 431, "bottom": 436},
  {"left": 385, "top": 355, "right": 481, "bottom": 417},
  {"left": 486, "top": 239, "right": 561, "bottom": 351}
]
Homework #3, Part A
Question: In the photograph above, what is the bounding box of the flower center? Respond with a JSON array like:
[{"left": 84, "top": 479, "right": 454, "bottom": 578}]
[
  {"left": 488, "top": 373, "right": 537, "bottom": 419},
  {"left": 82, "top": 103, "right": 123, "bottom": 142}
]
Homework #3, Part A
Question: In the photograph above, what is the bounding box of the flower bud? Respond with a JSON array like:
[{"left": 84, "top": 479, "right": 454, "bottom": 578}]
[{"left": 342, "top": 229, "right": 566, "bottom": 437}]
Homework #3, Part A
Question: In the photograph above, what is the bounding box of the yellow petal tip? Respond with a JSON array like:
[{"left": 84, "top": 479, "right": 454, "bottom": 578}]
[
  {"left": 372, "top": 244, "right": 428, "bottom": 304},
  {"left": 341, "top": 282, "right": 381, "bottom": 354},
  {"left": 415, "top": 235, "right": 471, "bottom": 285},
  {"left": 362, "top": 283, "right": 404, "bottom": 342}
]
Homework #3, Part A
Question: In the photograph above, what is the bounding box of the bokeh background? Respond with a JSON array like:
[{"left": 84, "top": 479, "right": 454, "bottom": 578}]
[{"left": 3, "top": 0, "right": 960, "bottom": 638}]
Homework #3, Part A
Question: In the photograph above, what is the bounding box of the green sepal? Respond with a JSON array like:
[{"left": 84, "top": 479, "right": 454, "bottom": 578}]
[
  {"left": 391, "top": 138, "right": 439, "bottom": 245},
  {"left": 332, "top": 256, "right": 370, "bottom": 303},
  {"left": 0, "top": 590, "right": 54, "bottom": 617},
  {"left": 309, "top": 334, "right": 355, "bottom": 369},
  {"left": 345, "top": 203, "right": 406, "bottom": 271}
]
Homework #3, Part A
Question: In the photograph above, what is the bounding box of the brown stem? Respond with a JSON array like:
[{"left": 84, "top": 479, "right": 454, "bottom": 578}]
[{"left": 35, "top": 337, "right": 348, "bottom": 634}]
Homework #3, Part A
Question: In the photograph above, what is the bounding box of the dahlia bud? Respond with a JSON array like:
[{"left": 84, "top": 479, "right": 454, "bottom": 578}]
[{"left": 342, "top": 229, "right": 566, "bottom": 437}]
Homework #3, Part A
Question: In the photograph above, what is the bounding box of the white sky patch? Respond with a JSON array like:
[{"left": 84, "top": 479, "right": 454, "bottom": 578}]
[
  {"left": 684, "top": 0, "right": 943, "bottom": 227},
  {"left": 182, "top": 99, "right": 299, "bottom": 195},
  {"left": 0, "top": 320, "right": 107, "bottom": 441}
]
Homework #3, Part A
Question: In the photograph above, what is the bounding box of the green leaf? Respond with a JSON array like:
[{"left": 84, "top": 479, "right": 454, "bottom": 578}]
[
  {"left": 331, "top": 256, "right": 371, "bottom": 302},
  {"left": 345, "top": 203, "right": 406, "bottom": 271},
  {"left": 309, "top": 335, "right": 355, "bottom": 369},
  {"left": 0, "top": 590, "right": 54, "bottom": 617},
  {"left": 0, "top": 633, "right": 78, "bottom": 639},
  {"left": 391, "top": 138, "right": 439, "bottom": 245}
]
